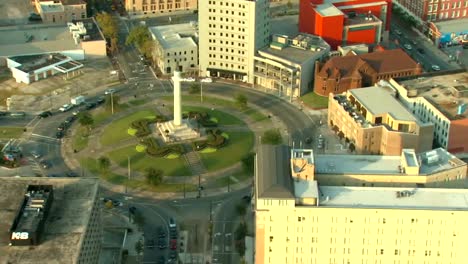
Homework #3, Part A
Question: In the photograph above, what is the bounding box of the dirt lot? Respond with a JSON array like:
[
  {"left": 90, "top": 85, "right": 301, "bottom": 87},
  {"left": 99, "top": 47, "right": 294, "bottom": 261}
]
[
  {"left": 0, "top": 0, "right": 36, "bottom": 26},
  {"left": 0, "top": 58, "right": 119, "bottom": 112}
]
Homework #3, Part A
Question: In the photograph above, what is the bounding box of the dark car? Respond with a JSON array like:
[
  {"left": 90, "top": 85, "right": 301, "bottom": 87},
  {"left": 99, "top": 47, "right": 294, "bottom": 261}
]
[
  {"left": 39, "top": 160, "right": 52, "bottom": 169},
  {"left": 169, "top": 250, "right": 177, "bottom": 261},
  {"left": 170, "top": 228, "right": 177, "bottom": 239},
  {"left": 85, "top": 102, "right": 97, "bottom": 110},
  {"left": 170, "top": 239, "right": 177, "bottom": 250},
  {"left": 66, "top": 171, "right": 79, "bottom": 177},
  {"left": 146, "top": 239, "right": 155, "bottom": 249},
  {"left": 242, "top": 195, "right": 252, "bottom": 203},
  {"left": 57, "top": 122, "right": 70, "bottom": 131},
  {"left": 417, "top": 48, "right": 425, "bottom": 54},
  {"left": 157, "top": 256, "right": 165, "bottom": 264},
  {"left": 38, "top": 111, "right": 53, "bottom": 118},
  {"left": 47, "top": 173, "right": 60, "bottom": 178},
  {"left": 96, "top": 97, "right": 105, "bottom": 105},
  {"left": 158, "top": 238, "right": 167, "bottom": 249},
  {"left": 65, "top": 115, "right": 76, "bottom": 123},
  {"left": 28, "top": 13, "right": 42, "bottom": 21},
  {"left": 129, "top": 206, "right": 137, "bottom": 214},
  {"left": 56, "top": 131, "right": 64, "bottom": 139},
  {"left": 157, "top": 227, "right": 166, "bottom": 238}
]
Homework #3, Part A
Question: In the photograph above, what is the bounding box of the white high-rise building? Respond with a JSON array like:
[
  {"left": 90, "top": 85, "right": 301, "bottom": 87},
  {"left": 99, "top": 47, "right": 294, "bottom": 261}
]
[{"left": 198, "top": 0, "right": 270, "bottom": 83}]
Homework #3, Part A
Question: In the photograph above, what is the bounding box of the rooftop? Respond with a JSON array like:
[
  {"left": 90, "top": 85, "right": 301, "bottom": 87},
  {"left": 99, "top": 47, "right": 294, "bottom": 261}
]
[
  {"left": 0, "top": 24, "right": 77, "bottom": 57},
  {"left": 349, "top": 86, "right": 417, "bottom": 121},
  {"left": 0, "top": 177, "right": 99, "bottom": 264},
  {"left": 318, "top": 186, "right": 468, "bottom": 210},
  {"left": 396, "top": 72, "right": 468, "bottom": 120},
  {"left": 433, "top": 18, "right": 468, "bottom": 34},
  {"left": 149, "top": 23, "right": 198, "bottom": 50},
  {"left": 316, "top": 3, "right": 343, "bottom": 17},
  {"left": 256, "top": 145, "right": 294, "bottom": 199},
  {"left": 314, "top": 147, "right": 463, "bottom": 175},
  {"left": 344, "top": 14, "right": 381, "bottom": 26},
  {"left": 39, "top": 1, "right": 65, "bottom": 13},
  {"left": 259, "top": 34, "right": 329, "bottom": 64}
]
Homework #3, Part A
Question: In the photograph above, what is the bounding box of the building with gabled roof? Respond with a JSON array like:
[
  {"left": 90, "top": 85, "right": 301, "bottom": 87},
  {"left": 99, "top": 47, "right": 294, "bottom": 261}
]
[{"left": 313, "top": 49, "right": 422, "bottom": 96}]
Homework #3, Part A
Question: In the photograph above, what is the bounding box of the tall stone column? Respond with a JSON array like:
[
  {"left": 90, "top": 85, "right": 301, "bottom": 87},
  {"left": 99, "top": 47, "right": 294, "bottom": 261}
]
[{"left": 173, "top": 70, "right": 182, "bottom": 126}]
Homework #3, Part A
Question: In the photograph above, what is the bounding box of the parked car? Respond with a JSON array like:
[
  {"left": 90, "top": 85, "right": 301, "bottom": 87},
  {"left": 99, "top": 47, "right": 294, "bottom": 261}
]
[
  {"left": 104, "top": 88, "right": 116, "bottom": 95},
  {"left": 30, "top": 151, "right": 41, "bottom": 159},
  {"left": 417, "top": 48, "right": 425, "bottom": 54},
  {"left": 157, "top": 256, "right": 165, "bottom": 264},
  {"left": 59, "top": 104, "right": 73, "bottom": 112},
  {"left": 184, "top": 77, "right": 196, "bottom": 82},
  {"left": 112, "top": 200, "right": 123, "bottom": 207},
  {"left": 411, "top": 40, "right": 417, "bottom": 45},
  {"left": 47, "top": 173, "right": 60, "bottom": 178},
  {"left": 146, "top": 239, "right": 155, "bottom": 249},
  {"left": 170, "top": 228, "right": 177, "bottom": 239},
  {"left": 28, "top": 13, "right": 42, "bottom": 21},
  {"left": 9, "top": 112, "right": 26, "bottom": 118},
  {"left": 56, "top": 131, "right": 64, "bottom": 139},
  {"left": 65, "top": 116, "right": 76, "bottom": 123},
  {"left": 57, "top": 122, "right": 69, "bottom": 131},
  {"left": 169, "top": 218, "right": 177, "bottom": 228},
  {"left": 39, "top": 160, "right": 52, "bottom": 169},
  {"left": 403, "top": 44, "right": 412, "bottom": 50},
  {"left": 169, "top": 250, "right": 177, "bottom": 261},
  {"left": 96, "top": 97, "right": 105, "bottom": 105},
  {"left": 72, "top": 110, "right": 80, "bottom": 116},
  {"left": 66, "top": 171, "right": 79, "bottom": 177},
  {"left": 38, "top": 111, "right": 52, "bottom": 118},
  {"left": 170, "top": 239, "right": 177, "bottom": 250},
  {"left": 431, "top": 65, "right": 441, "bottom": 71},
  {"left": 129, "top": 206, "right": 137, "bottom": 214},
  {"left": 201, "top": 78, "right": 213, "bottom": 83},
  {"left": 158, "top": 227, "right": 166, "bottom": 238},
  {"left": 85, "top": 102, "right": 97, "bottom": 110}
]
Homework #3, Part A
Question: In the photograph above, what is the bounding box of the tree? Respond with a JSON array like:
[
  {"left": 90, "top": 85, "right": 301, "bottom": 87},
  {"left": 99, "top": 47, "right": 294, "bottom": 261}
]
[
  {"left": 188, "top": 83, "right": 201, "bottom": 94},
  {"left": 98, "top": 156, "right": 110, "bottom": 172},
  {"left": 145, "top": 167, "right": 163, "bottom": 186},
  {"left": 241, "top": 152, "right": 255, "bottom": 174},
  {"left": 95, "top": 13, "right": 118, "bottom": 52},
  {"left": 234, "top": 222, "right": 247, "bottom": 257},
  {"left": 78, "top": 112, "right": 94, "bottom": 131},
  {"left": 338, "top": 131, "right": 345, "bottom": 140},
  {"left": 261, "top": 129, "right": 282, "bottom": 145},
  {"left": 349, "top": 143, "right": 356, "bottom": 153},
  {"left": 235, "top": 94, "right": 248, "bottom": 109},
  {"left": 236, "top": 203, "right": 247, "bottom": 221},
  {"left": 126, "top": 26, "right": 154, "bottom": 58},
  {"left": 287, "top": 0, "right": 293, "bottom": 9}
]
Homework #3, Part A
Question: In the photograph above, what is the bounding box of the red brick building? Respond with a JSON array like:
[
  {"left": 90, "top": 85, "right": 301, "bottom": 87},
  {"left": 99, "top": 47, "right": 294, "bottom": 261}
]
[
  {"left": 395, "top": 0, "right": 468, "bottom": 23},
  {"left": 299, "top": 0, "right": 392, "bottom": 49},
  {"left": 314, "top": 49, "right": 422, "bottom": 96}
]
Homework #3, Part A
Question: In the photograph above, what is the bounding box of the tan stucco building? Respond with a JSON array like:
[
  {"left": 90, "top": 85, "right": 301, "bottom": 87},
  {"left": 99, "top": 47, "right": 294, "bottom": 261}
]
[
  {"left": 328, "top": 83, "right": 434, "bottom": 155},
  {"left": 35, "top": 0, "right": 87, "bottom": 24},
  {"left": 125, "top": 0, "right": 198, "bottom": 16},
  {"left": 254, "top": 145, "right": 468, "bottom": 264}
]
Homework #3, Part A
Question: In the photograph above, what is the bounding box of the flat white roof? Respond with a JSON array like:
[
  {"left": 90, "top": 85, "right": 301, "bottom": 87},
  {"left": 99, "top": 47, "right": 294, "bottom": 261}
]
[
  {"left": 294, "top": 179, "right": 318, "bottom": 198},
  {"left": 149, "top": 23, "right": 198, "bottom": 50},
  {"left": 315, "top": 154, "right": 401, "bottom": 174},
  {"left": 318, "top": 186, "right": 468, "bottom": 210},
  {"left": 337, "top": 1, "right": 387, "bottom": 10},
  {"left": 316, "top": 3, "right": 343, "bottom": 17},
  {"left": 40, "top": 2, "right": 65, "bottom": 13}
]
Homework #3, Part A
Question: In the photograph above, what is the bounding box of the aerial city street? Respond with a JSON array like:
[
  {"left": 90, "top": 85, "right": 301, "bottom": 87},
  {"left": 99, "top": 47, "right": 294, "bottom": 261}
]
[{"left": 0, "top": 0, "right": 467, "bottom": 263}]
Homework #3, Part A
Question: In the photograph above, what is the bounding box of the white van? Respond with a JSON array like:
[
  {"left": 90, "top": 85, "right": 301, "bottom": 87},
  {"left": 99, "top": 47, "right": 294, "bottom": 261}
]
[{"left": 71, "top": 96, "right": 86, "bottom": 106}]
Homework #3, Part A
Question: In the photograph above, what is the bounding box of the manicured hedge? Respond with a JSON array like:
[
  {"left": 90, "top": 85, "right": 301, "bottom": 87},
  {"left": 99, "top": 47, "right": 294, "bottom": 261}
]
[
  {"left": 192, "top": 129, "right": 226, "bottom": 151},
  {"left": 130, "top": 115, "right": 166, "bottom": 138},
  {"left": 141, "top": 137, "right": 184, "bottom": 157},
  {"left": 183, "top": 111, "right": 218, "bottom": 127}
]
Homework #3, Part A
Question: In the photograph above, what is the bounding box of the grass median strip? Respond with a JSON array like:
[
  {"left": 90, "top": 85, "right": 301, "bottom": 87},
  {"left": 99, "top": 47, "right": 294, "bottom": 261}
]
[{"left": 0, "top": 127, "right": 25, "bottom": 139}]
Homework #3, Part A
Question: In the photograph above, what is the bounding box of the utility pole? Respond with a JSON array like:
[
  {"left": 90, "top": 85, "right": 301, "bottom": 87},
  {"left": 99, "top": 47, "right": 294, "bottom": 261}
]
[
  {"left": 198, "top": 174, "right": 201, "bottom": 198},
  {"left": 200, "top": 80, "right": 203, "bottom": 103},
  {"left": 126, "top": 156, "right": 131, "bottom": 194},
  {"left": 209, "top": 200, "right": 213, "bottom": 222},
  {"left": 111, "top": 92, "right": 114, "bottom": 115}
]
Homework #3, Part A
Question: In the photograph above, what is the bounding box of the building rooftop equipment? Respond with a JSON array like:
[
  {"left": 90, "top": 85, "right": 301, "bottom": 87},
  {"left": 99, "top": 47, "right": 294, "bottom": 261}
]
[
  {"left": 149, "top": 23, "right": 198, "bottom": 50},
  {"left": 316, "top": 3, "right": 344, "bottom": 17},
  {"left": 0, "top": 177, "right": 99, "bottom": 264},
  {"left": 9, "top": 53, "right": 83, "bottom": 74}
]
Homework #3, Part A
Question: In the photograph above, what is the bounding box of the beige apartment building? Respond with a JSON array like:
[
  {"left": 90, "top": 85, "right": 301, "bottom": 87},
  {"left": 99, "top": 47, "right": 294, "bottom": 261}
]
[
  {"left": 125, "top": 0, "right": 198, "bottom": 16},
  {"left": 254, "top": 145, "right": 468, "bottom": 264},
  {"left": 35, "top": 0, "right": 87, "bottom": 24},
  {"left": 387, "top": 72, "right": 468, "bottom": 154},
  {"left": 253, "top": 34, "right": 330, "bottom": 98},
  {"left": 199, "top": 0, "right": 270, "bottom": 83},
  {"left": 328, "top": 84, "right": 434, "bottom": 155}
]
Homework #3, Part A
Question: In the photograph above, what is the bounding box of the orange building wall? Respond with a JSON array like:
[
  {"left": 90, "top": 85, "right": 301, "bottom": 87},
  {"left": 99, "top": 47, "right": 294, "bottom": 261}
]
[
  {"left": 448, "top": 118, "right": 468, "bottom": 153},
  {"left": 315, "top": 14, "right": 344, "bottom": 49},
  {"left": 346, "top": 28, "right": 377, "bottom": 45}
]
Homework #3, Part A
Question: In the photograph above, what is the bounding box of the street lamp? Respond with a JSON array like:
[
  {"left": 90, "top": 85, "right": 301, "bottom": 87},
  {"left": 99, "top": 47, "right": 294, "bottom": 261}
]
[{"left": 110, "top": 92, "right": 114, "bottom": 115}]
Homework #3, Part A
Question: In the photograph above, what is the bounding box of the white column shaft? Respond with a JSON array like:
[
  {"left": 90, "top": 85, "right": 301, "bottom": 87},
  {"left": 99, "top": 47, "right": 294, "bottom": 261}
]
[{"left": 173, "top": 71, "right": 182, "bottom": 126}]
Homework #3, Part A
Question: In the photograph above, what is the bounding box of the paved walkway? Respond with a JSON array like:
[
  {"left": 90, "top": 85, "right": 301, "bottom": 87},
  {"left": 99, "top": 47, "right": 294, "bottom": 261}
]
[{"left": 62, "top": 92, "right": 280, "bottom": 198}]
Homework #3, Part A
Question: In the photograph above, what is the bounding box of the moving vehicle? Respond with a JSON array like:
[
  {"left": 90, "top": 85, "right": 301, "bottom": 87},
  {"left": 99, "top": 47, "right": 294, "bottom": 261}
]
[
  {"left": 169, "top": 218, "right": 177, "bottom": 228},
  {"left": 170, "top": 239, "right": 177, "bottom": 250},
  {"left": 71, "top": 95, "right": 86, "bottom": 106},
  {"left": 431, "top": 65, "right": 441, "bottom": 71},
  {"left": 146, "top": 239, "right": 155, "bottom": 249},
  {"left": 56, "top": 131, "right": 64, "bottom": 139},
  {"left": 158, "top": 238, "right": 167, "bottom": 249},
  {"left": 201, "top": 78, "right": 213, "bottom": 83},
  {"left": 38, "top": 111, "right": 52, "bottom": 118},
  {"left": 417, "top": 48, "right": 425, "bottom": 54},
  {"left": 85, "top": 102, "right": 97, "bottom": 110},
  {"left": 158, "top": 227, "right": 166, "bottom": 238},
  {"left": 39, "top": 160, "right": 52, "bottom": 169},
  {"left": 30, "top": 151, "right": 41, "bottom": 159},
  {"left": 104, "top": 88, "right": 116, "bottom": 95},
  {"left": 66, "top": 171, "right": 78, "bottom": 177},
  {"left": 403, "top": 44, "right": 412, "bottom": 50},
  {"left": 59, "top": 104, "right": 73, "bottom": 112}
]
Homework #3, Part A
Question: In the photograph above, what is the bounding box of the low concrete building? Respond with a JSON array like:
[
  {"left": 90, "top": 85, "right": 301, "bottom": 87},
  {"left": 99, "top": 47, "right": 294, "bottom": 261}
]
[
  {"left": 7, "top": 53, "right": 83, "bottom": 84},
  {"left": 35, "top": 0, "right": 87, "bottom": 24},
  {"left": 328, "top": 82, "right": 434, "bottom": 155},
  {"left": 125, "top": 0, "right": 198, "bottom": 17},
  {"left": 0, "top": 177, "right": 101, "bottom": 264},
  {"left": 149, "top": 22, "right": 198, "bottom": 75},
  {"left": 389, "top": 72, "right": 468, "bottom": 153},
  {"left": 253, "top": 34, "right": 330, "bottom": 97}
]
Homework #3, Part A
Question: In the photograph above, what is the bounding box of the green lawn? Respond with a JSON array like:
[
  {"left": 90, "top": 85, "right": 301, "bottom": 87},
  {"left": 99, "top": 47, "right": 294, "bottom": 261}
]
[
  {"left": 300, "top": 92, "right": 329, "bottom": 109},
  {"left": 93, "top": 110, "right": 113, "bottom": 125},
  {"left": 241, "top": 108, "right": 269, "bottom": 123},
  {"left": 161, "top": 95, "right": 237, "bottom": 108},
  {"left": 200, "top": 131, "right": 255, "bottom": 172},
  {"left": 100, "top": 110, "right": 157, "bottom": 146},
  {"left": 182, "top": 106, "right": 245, "bottom": 126},
  {"left": 0, "top": 127, "right": 24, "bottom": 139},
  {"left": 107, "top": 145, "right": 191, "bottom": 176},
  {"left": 128, "top": 98, "right": 149, "bottom": 106},
  {"left": 72, "top": 127, "right": 89, "bottom": 152}
]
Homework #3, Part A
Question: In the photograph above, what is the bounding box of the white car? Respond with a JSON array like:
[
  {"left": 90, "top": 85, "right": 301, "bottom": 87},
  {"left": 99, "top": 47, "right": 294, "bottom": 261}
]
[
  {"left": 184, "top": 77, "right": 196, "bottom": 82},
  {"left": 431, "top": 65, "right": 441, "bottom": 71},
  {"left": 59, "top": 104, "right": 73, "bottom": 112},
  {"left": 104, "top": 88, "right": 116, "bottom": 95},
  {"left": 201, "top": 78, "right": 213, "bottom": 83},
  {"left": 403, "top": 44, "right": 412, "bottom": 50}
]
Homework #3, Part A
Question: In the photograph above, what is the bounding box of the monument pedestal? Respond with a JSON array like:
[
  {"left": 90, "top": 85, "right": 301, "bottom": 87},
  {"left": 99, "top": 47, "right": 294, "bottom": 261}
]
[{"left": 156, "top": 119, "right": 201, "bottom": 142}]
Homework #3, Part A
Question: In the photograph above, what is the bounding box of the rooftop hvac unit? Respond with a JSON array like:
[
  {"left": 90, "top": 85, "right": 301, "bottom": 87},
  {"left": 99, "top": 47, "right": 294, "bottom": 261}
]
[{"left": 427, "top": 155, "right": 439, "bottom": 164}]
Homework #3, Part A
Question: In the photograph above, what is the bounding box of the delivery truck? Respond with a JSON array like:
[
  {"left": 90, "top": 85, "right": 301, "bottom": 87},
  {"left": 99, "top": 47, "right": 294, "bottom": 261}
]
[{"left": 71, "top": 96, "right": 86, "bottom": 106}]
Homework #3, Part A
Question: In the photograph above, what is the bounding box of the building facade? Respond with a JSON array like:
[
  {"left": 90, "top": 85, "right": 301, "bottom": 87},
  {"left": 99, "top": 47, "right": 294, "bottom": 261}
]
[
  {"left": 328, "top": 84, "right": 434, "bottom": 155},
  {"left": 254, "top": 145, "right": 468, "bottom": 264},
  {"left": 253, "top": 34, "right": 330, "bottom": 97},
  {"left": 125, "top": 0, "right": 198, "bottom": 16},
  {"left": 199, "top": 0, "right": 270, "bottom": 83},
  {"left": 394, "top": 0, "right": 468, "bottom": 24},
  {"left": 149, "top": 23, "right": 198, "bottom": 75},
  {"left": 314, "top": 49, "right": 422, "bottom": 96},
  {"left": 388, "top": 72, "right": 468, "bottom": 153},
  {"left": 35, "top": 0, "right": 87, "bottom": 24},
  {"left": 299, "top": 0, "right": 391, "bottom": 49},
  {"left": 428, "top": 18, "right": 468, "bottom": 46}
]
